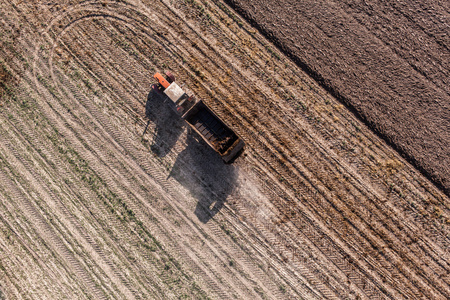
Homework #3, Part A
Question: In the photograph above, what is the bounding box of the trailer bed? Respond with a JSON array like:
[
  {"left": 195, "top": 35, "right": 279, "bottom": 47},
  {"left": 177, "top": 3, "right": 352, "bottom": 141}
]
[{"left": 184, "top": 102, "right": 238, "bottom": 155}]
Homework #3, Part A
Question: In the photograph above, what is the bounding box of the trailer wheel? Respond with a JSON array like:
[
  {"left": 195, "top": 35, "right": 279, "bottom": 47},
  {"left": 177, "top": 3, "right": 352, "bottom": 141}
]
[{"left": 165, "top": 71, "right": 175, "bottom": 83}]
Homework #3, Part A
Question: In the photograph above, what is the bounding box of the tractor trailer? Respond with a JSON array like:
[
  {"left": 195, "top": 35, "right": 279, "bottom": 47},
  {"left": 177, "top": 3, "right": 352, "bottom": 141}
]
[{"left": 152, "top": 71, "right": 245, "bottom": 163}]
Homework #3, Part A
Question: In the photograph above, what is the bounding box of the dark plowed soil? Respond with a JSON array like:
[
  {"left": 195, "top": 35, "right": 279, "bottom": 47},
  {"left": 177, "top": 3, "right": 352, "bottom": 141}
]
[{"left": 226, "top": 0, "right": 450, "bottom": 195}]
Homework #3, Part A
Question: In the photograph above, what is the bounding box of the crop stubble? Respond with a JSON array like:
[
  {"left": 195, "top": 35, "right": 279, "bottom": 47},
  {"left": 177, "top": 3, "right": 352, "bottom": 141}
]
[{"left": 0, "top": 0, "right": 448, "bottom": 299}]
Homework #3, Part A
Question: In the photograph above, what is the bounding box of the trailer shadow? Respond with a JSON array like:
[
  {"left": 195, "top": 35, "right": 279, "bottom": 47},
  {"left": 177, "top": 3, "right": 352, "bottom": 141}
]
[
  {"left": 169, "top": 132, "right": 238, "bottom": 223},
  {"left": 145, "top": 87, "right": 184, "bottom": 157},
  {"left": 146, "top": 87, "right": 237, "bottom": 223}
]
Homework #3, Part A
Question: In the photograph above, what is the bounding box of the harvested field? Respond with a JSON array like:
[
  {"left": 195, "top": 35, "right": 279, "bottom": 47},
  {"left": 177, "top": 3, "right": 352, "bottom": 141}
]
[
  {"left": 226, "top": 0, "right": 450, "bottom": 195},
  {"left": 0, "top": 0, "right": 449, "bottom": 299}
]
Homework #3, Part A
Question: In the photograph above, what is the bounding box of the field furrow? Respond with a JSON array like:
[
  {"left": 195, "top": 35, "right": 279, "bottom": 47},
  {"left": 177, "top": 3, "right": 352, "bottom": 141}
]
[{"left": 0, "top": 0, "right": 448, "bottom": 299}]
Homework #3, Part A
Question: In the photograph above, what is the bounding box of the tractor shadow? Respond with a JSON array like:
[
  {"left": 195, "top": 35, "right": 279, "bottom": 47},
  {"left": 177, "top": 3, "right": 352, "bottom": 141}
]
[
  {"left": 145, "top": 86, "right": 184, "bottom": 157},
  {"left": 146, "top": 87, "right": 238, "bottom": 223},
  {"left": 169, "top": 133, "right": 238, "bottom": 223}
]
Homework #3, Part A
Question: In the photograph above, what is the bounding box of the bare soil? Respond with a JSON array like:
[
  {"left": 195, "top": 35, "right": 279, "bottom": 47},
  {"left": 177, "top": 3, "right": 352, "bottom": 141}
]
[
  {"left": 0, "top": 0, "right": 449, "bottom": 299},
  {"left": 226, "top": 0, "right": 450, "bottom": 195}
]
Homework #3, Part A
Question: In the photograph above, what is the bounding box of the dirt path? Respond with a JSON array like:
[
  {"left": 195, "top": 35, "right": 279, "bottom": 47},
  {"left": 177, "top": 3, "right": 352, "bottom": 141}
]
[{"left": 0, "top": 0, "right": 448, "bottom": 299}]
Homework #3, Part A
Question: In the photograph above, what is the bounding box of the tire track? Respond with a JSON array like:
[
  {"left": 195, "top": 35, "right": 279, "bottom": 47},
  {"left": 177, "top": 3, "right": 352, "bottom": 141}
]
[
  {"left": 164, "top": 3, "right": 450, "bottom": 297},
  {"left": 154, "top": 4, "right": 446, "bottom": 298},
  {"left": 46, "top": 6, "right": 292, "bottom": 298},
  {"left": 64, "top": 1, "right": 450, "bottom": 298},
  {"left": 5, "top": 0, "right": 444, "bottom": 299},
  {"left": 0, "top": 135, "right": 107, "bottom": 300},
  {"left": 44, "top": 4, "right": 324, "bottom": 298},
  {"left": 32, "top": 6, "right": 257, "bottom": 298}
]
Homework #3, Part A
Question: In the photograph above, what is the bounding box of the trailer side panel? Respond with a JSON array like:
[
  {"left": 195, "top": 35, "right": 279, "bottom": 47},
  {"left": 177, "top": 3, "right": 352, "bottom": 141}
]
[{"left": 184, "top": 102, "right": 238, "bottom": 154}]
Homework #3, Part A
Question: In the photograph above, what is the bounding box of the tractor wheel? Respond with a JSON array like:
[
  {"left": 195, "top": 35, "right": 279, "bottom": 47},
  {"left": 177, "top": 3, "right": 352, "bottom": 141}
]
[
  {"left": 165, "top": 71, "right": 175, "bottom": 83},
  {"left": 151, "top": 83, "right": 163, "bottom": 94}
]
